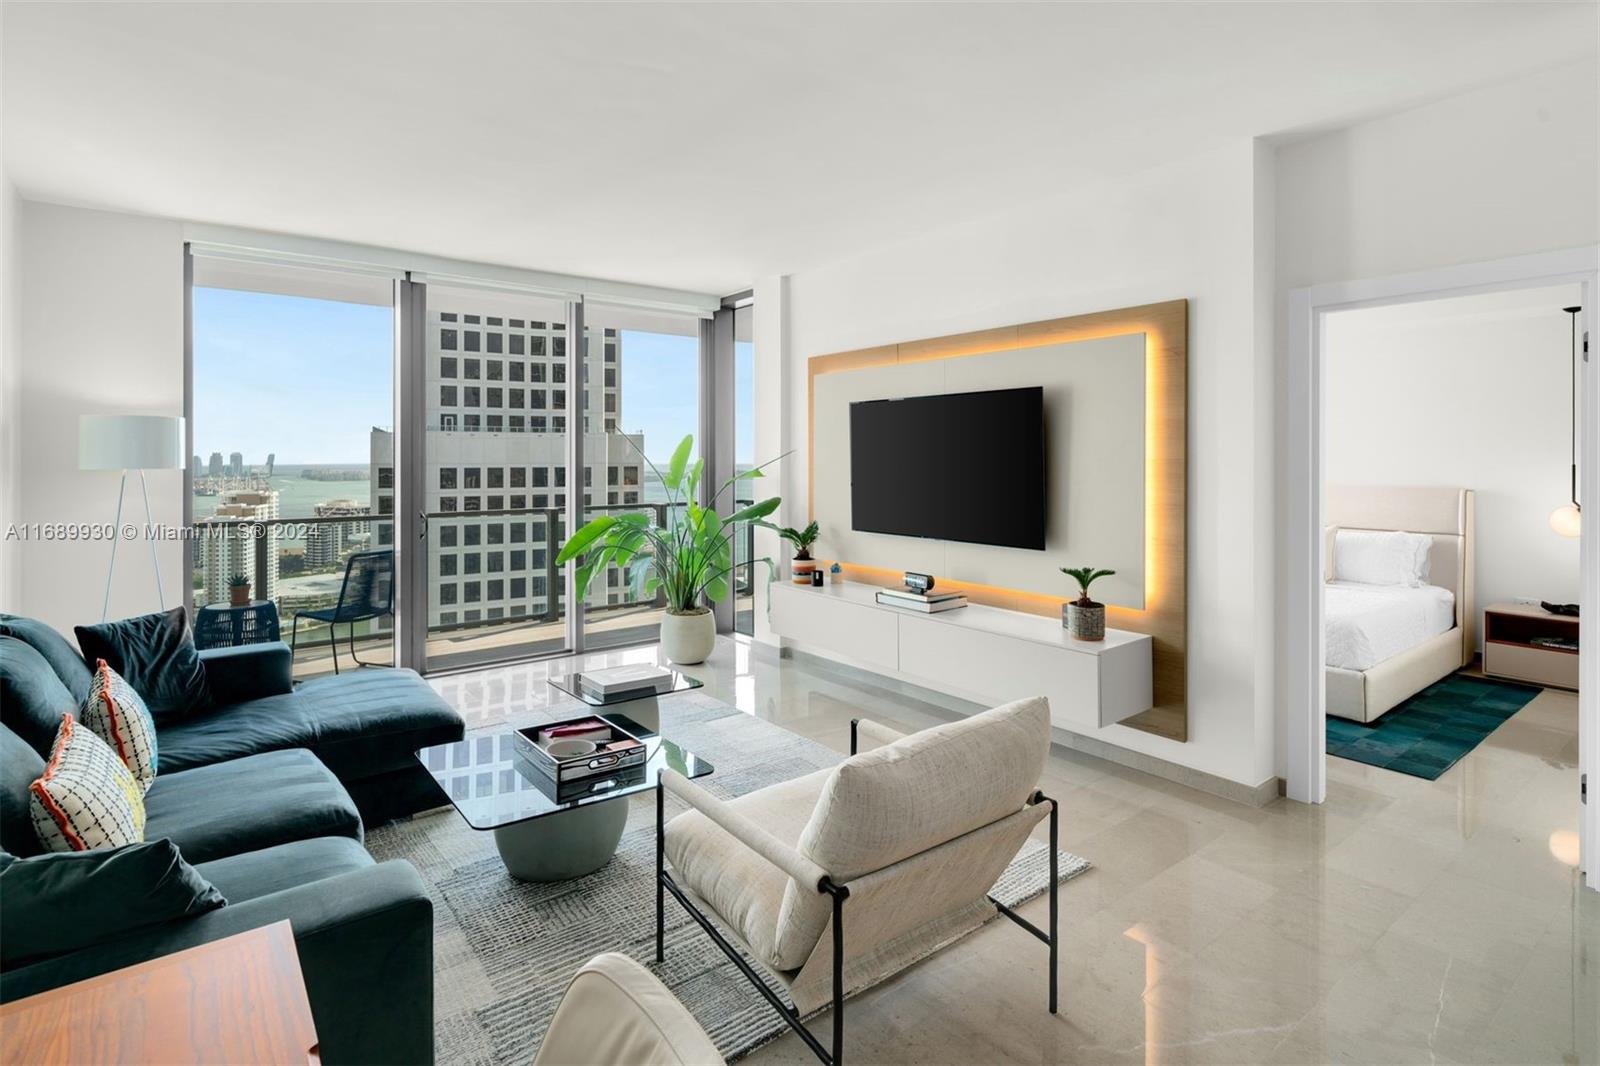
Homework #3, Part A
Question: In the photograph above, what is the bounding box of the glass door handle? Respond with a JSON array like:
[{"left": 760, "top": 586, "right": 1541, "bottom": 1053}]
[{"left": 419, "top": 511, "right": 429, "bottom": 540}]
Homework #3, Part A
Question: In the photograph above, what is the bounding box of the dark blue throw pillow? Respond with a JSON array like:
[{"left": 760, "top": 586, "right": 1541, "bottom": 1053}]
[
  {"left": 0, "top": 839, "right": 226, "bottom": 967},
  {"left": 75, "top": 608, "right": 212, "bottom": 721}
]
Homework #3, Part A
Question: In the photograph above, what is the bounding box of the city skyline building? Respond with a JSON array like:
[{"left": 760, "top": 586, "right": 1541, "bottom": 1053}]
[
  {"left": 370, "top": 304, "right": 643, "bottom": 631},
  {"left": 201, "top": 488, "right": 281, "bottom": 605},
  {"left": 207, "top": 451, "right": 223, "bottom": 477}
]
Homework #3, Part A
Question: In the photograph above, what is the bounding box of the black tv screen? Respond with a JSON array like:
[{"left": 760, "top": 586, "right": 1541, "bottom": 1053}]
[{"left": 849, "top": 386, "right": 1046, "bottom": 550}]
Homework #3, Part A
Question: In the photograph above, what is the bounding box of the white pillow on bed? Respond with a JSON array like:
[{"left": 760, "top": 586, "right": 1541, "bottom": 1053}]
[{"left": 1333, "top": 529, "right": 1432, "bottom": 587}]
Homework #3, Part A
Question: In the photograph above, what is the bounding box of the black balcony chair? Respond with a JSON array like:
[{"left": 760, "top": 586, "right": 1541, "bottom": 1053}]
[{"left": 289, "top": 549, "right": 395, "bottom": 675}]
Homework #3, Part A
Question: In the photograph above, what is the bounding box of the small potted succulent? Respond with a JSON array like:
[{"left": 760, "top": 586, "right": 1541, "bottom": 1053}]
[
  {"left": 777, "top": 521, "right": 821, "bottom": 585},
  {"left": 1060, "top": 566, "right": 1114, "bottom": 640},
  {"left": 228, "top": 573, "right": 252, "bottom": 607}
]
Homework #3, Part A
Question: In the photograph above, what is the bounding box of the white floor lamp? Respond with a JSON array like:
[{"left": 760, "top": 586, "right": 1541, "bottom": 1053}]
[{"left": 80, "top": 414, "right": 185, "bottom": 621}]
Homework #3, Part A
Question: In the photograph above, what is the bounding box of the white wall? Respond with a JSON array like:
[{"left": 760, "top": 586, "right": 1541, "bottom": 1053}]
[
  {"left": 1325, "top": 286, "right": 1583, "bottom": 626},
  {"left": 766, "top": 141, "right": 1278, "bottom": 791},
  {"left": 1276, "top": 60, "right": 1599, "bottom": 290},
  {"left": 14, "top": 201, "right": 186, "bottom": 632},
  {"left": 0, "top": 175, "right": 20, "bottom": 610}
]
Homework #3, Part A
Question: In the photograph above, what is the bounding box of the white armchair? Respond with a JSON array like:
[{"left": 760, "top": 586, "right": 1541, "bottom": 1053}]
[
  {"left": 653, "top": 696, "right": 1058, "bottom": 1066},
  {"left": 532, "top": 952, "right": 723, "bottom": 1066}
]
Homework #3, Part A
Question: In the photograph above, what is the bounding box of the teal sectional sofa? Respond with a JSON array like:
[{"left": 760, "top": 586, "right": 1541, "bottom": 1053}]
[{"left": 0, "top": 614, "right": 464, "bottom": 1065}]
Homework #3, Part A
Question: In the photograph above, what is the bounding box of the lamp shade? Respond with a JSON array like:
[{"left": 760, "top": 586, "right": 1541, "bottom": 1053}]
[
  {"left": 79, "top": 415, "right": 185, "bottom": 471},
  {"left": 1549, "top": 504, "right": 1582, "bottom": 539}
]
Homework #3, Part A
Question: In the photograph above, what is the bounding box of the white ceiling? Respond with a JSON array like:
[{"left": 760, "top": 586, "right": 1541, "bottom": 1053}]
[{"left": 4, "top": 2, "right": 1595, "bottom": 295}]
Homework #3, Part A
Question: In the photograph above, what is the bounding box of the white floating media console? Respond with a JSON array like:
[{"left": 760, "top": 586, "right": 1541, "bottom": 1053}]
[{"left": 770, "top": 582, "right": 1153, "bottom": 731}]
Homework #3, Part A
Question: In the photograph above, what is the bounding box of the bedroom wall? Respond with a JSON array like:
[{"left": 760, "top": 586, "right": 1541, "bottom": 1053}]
[
  {"left": 1324, "top": 286, "right": 1583, "bottom": 631},
  {"left": 769, "top": 140, "right": 1278, "bottom": 793},
  {"left": 13, "top": 200, "right": 187, "bottom": 632}
]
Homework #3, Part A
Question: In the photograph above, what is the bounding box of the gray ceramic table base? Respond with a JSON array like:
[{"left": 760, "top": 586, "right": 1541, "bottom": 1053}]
[{"left": 492, "top": 797, "right": 629, "bottom": 882}]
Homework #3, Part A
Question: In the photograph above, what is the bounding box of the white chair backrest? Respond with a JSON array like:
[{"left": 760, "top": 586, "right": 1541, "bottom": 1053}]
[{"left": 770, "top": 696, "right": 1051, "bottom": 966}]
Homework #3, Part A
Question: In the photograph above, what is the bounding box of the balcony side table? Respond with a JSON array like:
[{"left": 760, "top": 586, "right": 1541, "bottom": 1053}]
[{"left": 194, "top": 600, "right": 281, "bottom": 650}]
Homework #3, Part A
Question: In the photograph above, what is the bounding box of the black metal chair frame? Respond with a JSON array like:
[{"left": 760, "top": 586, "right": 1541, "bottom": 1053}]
[
  {"left": 654, "top": 717, "right": 1060, "bottom": 1066},
  {"left": 289, "top": 550, "right": 395, "bottom": 675}
]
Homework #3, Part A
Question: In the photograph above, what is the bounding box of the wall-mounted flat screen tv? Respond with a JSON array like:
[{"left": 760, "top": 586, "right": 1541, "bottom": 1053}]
[{"left": 849, "top": 386, "right": 1046, "bottom": 550}]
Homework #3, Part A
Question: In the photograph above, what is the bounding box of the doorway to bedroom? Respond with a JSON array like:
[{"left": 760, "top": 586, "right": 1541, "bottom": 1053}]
[{"left": 1320, "top": 285, "right": 1583, "bottom": 783}]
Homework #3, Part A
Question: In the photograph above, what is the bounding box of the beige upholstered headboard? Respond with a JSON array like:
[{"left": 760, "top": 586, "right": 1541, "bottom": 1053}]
[{"left": 1325, "top": 486, "right": 1475, "bottom": 666}]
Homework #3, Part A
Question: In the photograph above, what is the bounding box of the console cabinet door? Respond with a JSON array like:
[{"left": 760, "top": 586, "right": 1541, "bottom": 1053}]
[
  {"left": 770, "top": 588, "right": 899, "bottom": 670},
  {"left": 896, "top": 614, "right": 1102, "bottom": 731}
]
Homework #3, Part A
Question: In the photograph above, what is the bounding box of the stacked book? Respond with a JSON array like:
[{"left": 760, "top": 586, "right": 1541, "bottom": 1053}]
[
  {"left": 874, "top": 587, "right": 968, "bottom": 613},
  {"left": 577, "top": 664, "right": 672, "bottom": 701}
]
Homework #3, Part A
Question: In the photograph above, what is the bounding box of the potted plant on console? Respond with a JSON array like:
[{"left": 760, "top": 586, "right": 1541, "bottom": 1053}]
[
  {"left": 777, "top": 521, "right": 820, "bottom": 585},
  {"left": 1060, "top": 566, "right": 1114, "bottom": 641},
  {"left": 228, "top": 573, "right": 252, "bottom": 607},
  {"left": 556, "top": 434, "right": 783, "bottom": 665}
]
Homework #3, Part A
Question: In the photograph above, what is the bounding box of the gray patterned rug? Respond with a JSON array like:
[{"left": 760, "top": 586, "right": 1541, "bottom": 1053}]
[{"left": 367, "top": 691, "right": 1092, "bottom": 1064}]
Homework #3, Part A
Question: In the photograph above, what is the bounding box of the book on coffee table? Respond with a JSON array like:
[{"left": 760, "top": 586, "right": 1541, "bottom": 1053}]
[{"left": 576, "top": 664, "right": 674, "bottom": 699}]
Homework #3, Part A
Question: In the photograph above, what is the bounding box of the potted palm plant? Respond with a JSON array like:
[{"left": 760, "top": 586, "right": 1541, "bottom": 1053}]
[
  {"left": 1060, "top": 566, "right": 1114, "bottom": 640},
  {"left": 228, "top": 573, "right": 251, "bottom": 607},
  {"left": 777, "top": 521, "right": 820, "bottom": 585},
  {"left": 556, "top": 435, "right": 783, "bottom": 665}
]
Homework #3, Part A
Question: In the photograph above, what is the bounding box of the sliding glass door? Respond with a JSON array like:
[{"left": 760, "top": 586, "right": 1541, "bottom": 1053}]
[
  {"left": 579, "top": 304, "right": 701, "bottom": 652},
  {"left": 189, "top": 256, "right": 723, "bottom": 676},
  {"left": 188, "top": 255, "right": 396, "bottom": 679},
  {"left": 416, "top": 285, "right": 577, "bottom": 673}
]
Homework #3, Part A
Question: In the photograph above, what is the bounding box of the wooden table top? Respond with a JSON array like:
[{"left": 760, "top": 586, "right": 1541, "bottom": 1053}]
[{"left": 0, "top": 921, "right": 319, "bottom": 1065}]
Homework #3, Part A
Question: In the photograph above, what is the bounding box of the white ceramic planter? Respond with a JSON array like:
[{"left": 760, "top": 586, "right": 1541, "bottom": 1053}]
[{"left": 660, "top": 608, "right": 716, "bottom": 664}]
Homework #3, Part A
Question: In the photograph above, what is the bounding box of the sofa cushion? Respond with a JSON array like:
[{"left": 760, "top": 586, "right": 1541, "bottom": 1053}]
[
  {"left": 80, "top": 661, "right": 159, "bottom": 792},
  {"left": 0, "top": 839, "right": 225, "bottom": 967},
  {"left": 156, "top": 668, "right": 462, "bottom": 781},
  {"left": 143, "top": 749, "right": 362, "bottom": 865},
  {"left": 75, "top": 608, "right": 211, "bottom": 722},
  {"left": 0, "top": 728, "right": 47, "bottom": 858},
  {"left": 0, "top": 637, "right": 75, "bottom": 758},
  {"left": 0, "top": 615, "right": 92, "bottom": 705},
  {"left": 194, "top": 836, "right": 373, "bottom": 904},
  {"left": 664, "top": 767, "right": 831, "bottom": 972},
  {"left": 31, "top": 715, "right": 147, "bottom": 853}
]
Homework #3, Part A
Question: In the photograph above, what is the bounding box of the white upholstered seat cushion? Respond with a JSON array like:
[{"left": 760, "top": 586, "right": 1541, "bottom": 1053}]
[
  {"left": 663, "top": 767, "right": 832, "bottom": 972},
  {"left": 531, "top": 952, "right": 723, "bottom": 1066}
]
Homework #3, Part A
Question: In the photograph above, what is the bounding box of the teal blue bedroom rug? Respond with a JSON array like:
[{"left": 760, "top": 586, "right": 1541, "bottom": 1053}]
[{"left": 1326, "top": 673, "right": 1542, "bottom": 780}]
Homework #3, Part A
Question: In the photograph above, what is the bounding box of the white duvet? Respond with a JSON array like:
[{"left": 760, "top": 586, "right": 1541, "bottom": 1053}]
[{"left": 1324, "top": 581, "right": 1456, "bottom": 671}]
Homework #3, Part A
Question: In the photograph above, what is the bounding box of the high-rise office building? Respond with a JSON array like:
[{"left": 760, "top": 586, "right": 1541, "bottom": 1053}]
[
  {"left": 305, "top": 498, "right": 370, "bottom": 568},
  {"left": 370, "top": 308, "right": 638, "bottom": 630},
  {"left": 229, "top": 451, "right": 244, "bottom": 477},
  {"left": 265, "top": 453, "right": 276, "bottom": 477},
  {"left": 208, "top": 452, "right": 223, "bottom": 477},
  {"left": 192, "top": 454, "right": 203, "bottom": 474},
  {"left": 202, "top": 488, "right": 280, "bottom": 604}
]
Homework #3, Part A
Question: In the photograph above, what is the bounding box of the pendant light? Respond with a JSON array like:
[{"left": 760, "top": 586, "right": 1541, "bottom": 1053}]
[{"left": 1549, "top": 305, "right": 1582, "bottom": 538}]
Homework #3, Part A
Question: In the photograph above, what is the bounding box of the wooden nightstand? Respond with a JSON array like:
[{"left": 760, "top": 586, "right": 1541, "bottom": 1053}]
[{"left": 1482, "top": 602, "right": 1579, "bottom": 690}]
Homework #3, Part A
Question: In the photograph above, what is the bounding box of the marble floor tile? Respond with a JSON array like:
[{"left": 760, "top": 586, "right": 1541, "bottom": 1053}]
[{"left": 436, "top": 638, "right": 1596, "bottom": 1065}]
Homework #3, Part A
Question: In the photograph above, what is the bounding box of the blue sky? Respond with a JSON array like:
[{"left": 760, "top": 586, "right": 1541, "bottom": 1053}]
[{"left": 195, "top": 287, "right": 754, "bottom": 465}]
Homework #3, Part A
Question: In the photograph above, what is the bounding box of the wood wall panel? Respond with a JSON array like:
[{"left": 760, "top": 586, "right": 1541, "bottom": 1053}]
[{"left": 807, "top": 299, "right": 1188, "bottom": 741}]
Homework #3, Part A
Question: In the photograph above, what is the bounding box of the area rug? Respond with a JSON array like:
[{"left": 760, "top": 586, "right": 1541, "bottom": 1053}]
[
  {"left": 1326, "top": 672, "right": 1542, "bottom": 780},
  {"left": 368, "top": 690, "right": 1092, "bottom": 1064}
]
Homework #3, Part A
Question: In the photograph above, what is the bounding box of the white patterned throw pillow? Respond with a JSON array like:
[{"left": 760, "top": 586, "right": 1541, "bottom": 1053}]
[
  {"left": 80, "top": 659, "right": 159, "bottom": 792},
  {"left": 29, "top": 714, "right": 147, "bottom": 852}
]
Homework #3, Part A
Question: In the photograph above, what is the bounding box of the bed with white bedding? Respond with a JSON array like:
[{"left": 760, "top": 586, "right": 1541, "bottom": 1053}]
[
  {"left": 1324, "top": 582, "right": 1456, "bottom": 672},
  {"left": 1324, "top": 487, "right": 1475, "bottom": 723}
]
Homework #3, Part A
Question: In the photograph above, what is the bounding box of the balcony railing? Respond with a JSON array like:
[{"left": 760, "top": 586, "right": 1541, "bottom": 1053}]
[{"left": 194, "top": 498, "right": 755, "bottom": 677}]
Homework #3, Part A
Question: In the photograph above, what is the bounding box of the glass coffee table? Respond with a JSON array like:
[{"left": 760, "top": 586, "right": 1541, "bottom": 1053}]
[
  {"left": 415, "top": 709, "right": 713, "bottom": 883},
  {"left": 544, "top": 667, "right": 702, "bottom": 735}
]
